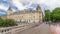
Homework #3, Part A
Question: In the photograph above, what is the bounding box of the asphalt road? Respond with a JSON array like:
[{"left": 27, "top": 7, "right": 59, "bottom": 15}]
[{"left": 16, "top": 23, "right": 51, "bottom": 34}]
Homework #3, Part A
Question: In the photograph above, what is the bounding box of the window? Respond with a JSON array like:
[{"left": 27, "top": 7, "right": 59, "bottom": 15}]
[
  {"left": 22, "top": 16, "right": 23, "bottom": 18},
  {"left": 33, "top": 16, "right": 35, "bottom": 18}
]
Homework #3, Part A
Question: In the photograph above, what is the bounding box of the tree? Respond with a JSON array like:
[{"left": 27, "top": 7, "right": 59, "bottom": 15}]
[
  {"left": 51, "top": 7, "right": 60, "bottom": 22},
  {"left": 0, "top": 17, "right": 17, "bottom": 27},
  {"left": 44, "top": 7, "right": 60, "bottom": 22},
  {"left": 2, "top": 19, "right": 17, "bottom": 27},
  {"left": 0, "top": 17, "right": 4, "bottom": 26},
  {"left": 45, "top": 9, "right": 51, "bottom": 21}
]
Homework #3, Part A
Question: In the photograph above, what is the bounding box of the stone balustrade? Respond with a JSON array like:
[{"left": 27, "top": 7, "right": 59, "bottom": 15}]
[
  {"left": 0, "top": 23, "right": 41, "bottom": 34},
  {"left": 0, "top": 25, "right": 30, "bottom": 34}
]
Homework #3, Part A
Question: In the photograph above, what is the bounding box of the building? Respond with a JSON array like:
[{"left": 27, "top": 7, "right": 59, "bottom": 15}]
[{"left": 1, "top": 5, "right": 43, "bottom": 23}]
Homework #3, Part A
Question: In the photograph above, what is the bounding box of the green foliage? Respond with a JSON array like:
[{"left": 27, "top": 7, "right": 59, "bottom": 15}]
[
  {"left": 45, "top": 7, "right": 60, "bottom": 22},
  {"left": 0, "top": 17, "right": 4, "bottom": 26},
  {"left": 0, "top": 17, "right": 17, "bottom": 27},
  {"left": 51, "top": 7, "right": 60, "bottom": 21},
  {"left": 45, "top": 9, "right": 51, "bottom": 21}
]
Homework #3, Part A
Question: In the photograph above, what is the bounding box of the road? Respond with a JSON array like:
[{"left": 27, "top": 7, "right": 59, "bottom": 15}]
[{"left": 16, "top": 24, "right": 51, "bottom": 34}]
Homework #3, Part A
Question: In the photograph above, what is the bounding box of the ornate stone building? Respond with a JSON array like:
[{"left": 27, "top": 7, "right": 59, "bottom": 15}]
[{"left": 1, "top": 5, "right": 43, "bottom": 23}]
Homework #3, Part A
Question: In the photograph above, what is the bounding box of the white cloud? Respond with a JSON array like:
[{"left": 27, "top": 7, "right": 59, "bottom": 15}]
[
  {"left": 0, "top": 0, "right": 60, "bottom": 11},
  {"left": 0, "top": 4, "right": 8, "bottom": 10},
  {"left": 40, "top": 0, "right": 60, "bottom": 10},
  {"left": 12, "top": 0, "right": 37, "bottom": 10},
  {"left": 31, "top": 0, "right": 60, "bottom": 10},
  {"left": 12, "top": 0, "right": 27, "bottom": 10},
  {"left": 16, "top": 0, "right": 60, "bottom": 10}
]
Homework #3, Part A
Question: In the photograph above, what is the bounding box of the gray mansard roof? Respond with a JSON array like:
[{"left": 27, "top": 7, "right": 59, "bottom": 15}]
[{"left": 13, "top": 9, "right": 37, "bottom": 15}]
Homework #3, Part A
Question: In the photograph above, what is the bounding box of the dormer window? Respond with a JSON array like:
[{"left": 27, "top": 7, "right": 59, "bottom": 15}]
[
  {"left": 36, "top": 5, "right": 41, "bottom": 11},
  {"left": 8, "top": 7, "right": 12, "bottom": 11}
]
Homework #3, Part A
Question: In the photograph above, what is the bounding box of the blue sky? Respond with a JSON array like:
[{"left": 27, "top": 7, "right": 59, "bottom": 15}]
[{"left": 0, "top": 0, "right": 60, "bottom": 15}]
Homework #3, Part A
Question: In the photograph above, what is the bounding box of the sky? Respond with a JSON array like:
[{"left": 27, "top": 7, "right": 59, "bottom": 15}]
[{"left": 0, "top": 0, "right": 60, "bottom": 15}]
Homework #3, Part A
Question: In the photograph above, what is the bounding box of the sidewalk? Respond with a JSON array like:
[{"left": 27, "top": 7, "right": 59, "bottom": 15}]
[
  {"left": 50, "top": 25, "right": 60, "bottom": 34},
  {"left": 16, "top": 24, "right": 51, "bottom": 34}
]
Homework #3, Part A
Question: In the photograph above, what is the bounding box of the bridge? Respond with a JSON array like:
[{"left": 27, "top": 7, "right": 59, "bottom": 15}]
[{"left": 0, "top": 23, "right": 52, "bottom": 34}]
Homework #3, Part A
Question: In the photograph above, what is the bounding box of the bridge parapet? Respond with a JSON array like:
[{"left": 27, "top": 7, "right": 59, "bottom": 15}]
[{"left": 0, "top": 23, "right": 41, "bottom": 34}]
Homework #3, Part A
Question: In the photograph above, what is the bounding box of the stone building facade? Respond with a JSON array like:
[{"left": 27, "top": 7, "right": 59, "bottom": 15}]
[{"left": 1, "top": 5, "right": 43, "bottom": 23}]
